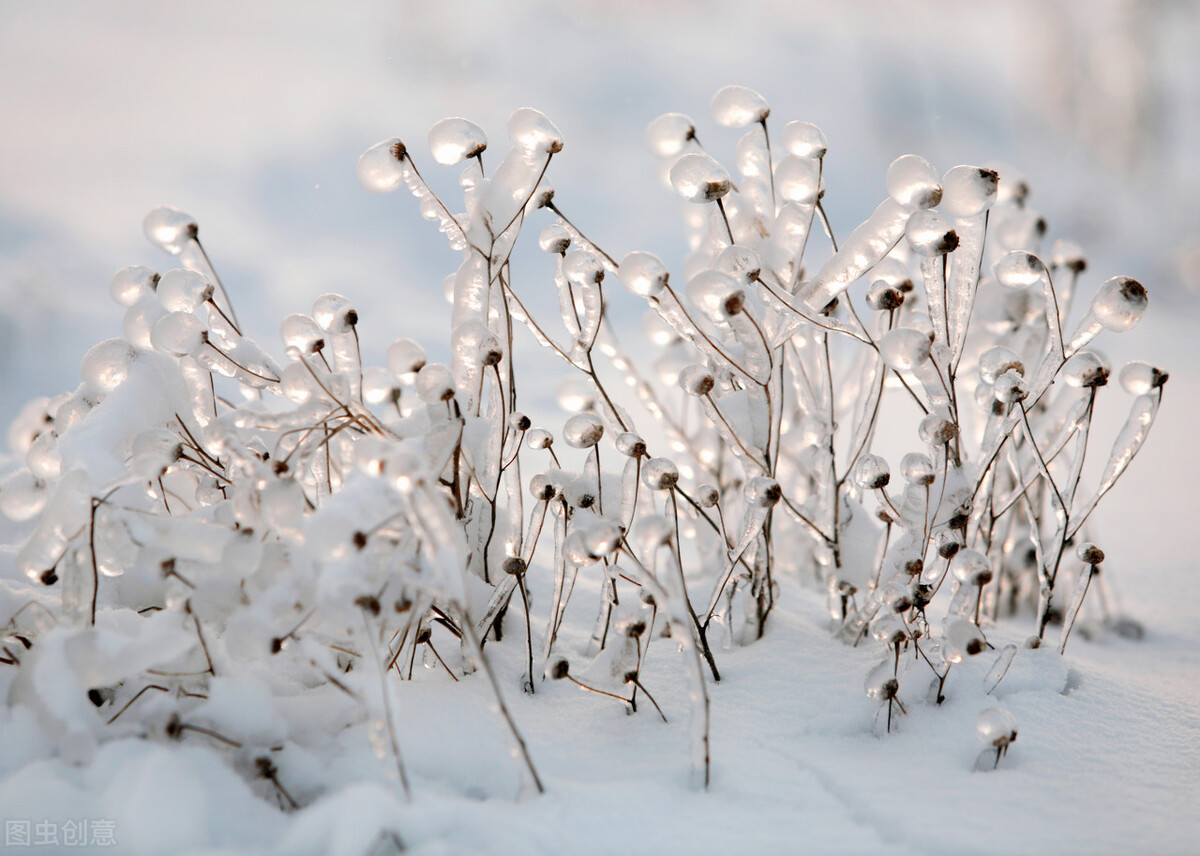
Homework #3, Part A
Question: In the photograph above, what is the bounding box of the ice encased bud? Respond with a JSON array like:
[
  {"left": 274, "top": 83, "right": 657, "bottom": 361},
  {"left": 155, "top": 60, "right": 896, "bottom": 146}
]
[
  {"left": 80, "top": 338, "right": 137, "bottom": 395},
  {"left": 143, "top": 206, "right": 197, "bottom": 255},
  {"left": 978, "top": 346, "right": 1024, "bottom": 385},
  {"left": 715, "top": 245, "right": 762, "bottom": 285},
  {"left": 1091, "top": 276, "right": 1147, "bottom": 332},
  {"left": 526, "top": 429, "right": 554, "bottom": 450},
  {"left": 538, "top": 224, "right": 571, "bottom": 255},
  {"left": 900, "top": 452, "right": 935, "bottom": 486},
  {"left": 619, "top": 252, "right": 669, "bottom": 299},
  {"left": 562, "top": 413, "right": 603, "bottom": 449},
  {"left": 280, "top": 313, "right": 325, "bottom": 355},
  {"left": 744, "top": 476, "right": 781, "bottom": 507},
  {"left": 357, "top": 139, "right": 407, "bottom": 193},
  {"left": 1062, "top": 350, "right": 1109, "bottom": 388},
  {"left": 415, "top": 363, "right": 455, "bottom": 404},
  {"left": 951, "top": 549, "right": 993, "bottom": 586},
  {"left": 976, "top": 707, "right": 1017, "bottom": 747},
  {"left": 151, "top": 312, "right": 207, "bottom": 357},
  {"left": 994, "top": 251, "right": 1047, "bottom": 290},
  {"left": 669, "top": 153, "right": 732, "bottom": 203},
  {"left": 940, "top": 166, "right": 998, "bottom": 219},
  {"left": 678, "top": 365, "right": 715, "bottom": 397},
  {"left": 109, "top": 266, "right": 158, "bottom": 307},
  {"left": 879, "top": 328, "right": 931, "bottom": 372},
  {"left": 645, "top": 113, "right": 696, "bottom": 158},
  {"left": 508, "top": 108, "right": 563, "bottom": 155},
  {"left": 710, "top": 85, "right": 769, "bottom": 128},
  {"left": 687, "top": 270, "right": 744, "bottom": 320},
  {"left": 428, "top": 117, "right": 487, "bottom": 165},
  {"left": 780, "top": 121, "right": 827, "bottom": 158},
  {"left": 1118, "top": 361, "right": 1167, "bottom": 395},
  {"left": 562, "top": 249, "right": 604, "bottom": 285},
  {"left": 905, "top": 210, "right": 959, "bottom": 256},
  {"left": 387, "top": 339, "right": 426, "bottom": 377},
  {"left": 853, "top": 454, "right": 891, "bottom": 490},
  {"left": 312, "top": 293, "right": 357, "bottom": 334},
  {"left": 775, "top": 155, "right": 821, "bottom": 204},
  {"left": 641, "top": 457, "right": 679, "bottom": 490},
  {"left": 993, "top": 369, "right": 1028, "bottom": 404},
  {"left": 157, "top": 269, "right": 213, "bottom": 312},
  {"left": 943, "top": 617, "right": 986, "bottom": 662},
  {"left": 886, "top": 155, "right": 941, "bottom": 210},
  {"left": 615, "top": 432, "right": 646, "bottom": 458}
]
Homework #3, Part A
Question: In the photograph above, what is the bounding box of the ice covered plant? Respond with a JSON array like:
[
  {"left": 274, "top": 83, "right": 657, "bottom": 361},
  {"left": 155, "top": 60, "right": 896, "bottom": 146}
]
[{"left": 0, "top": 85, "right": 1167, "bottom": 808}]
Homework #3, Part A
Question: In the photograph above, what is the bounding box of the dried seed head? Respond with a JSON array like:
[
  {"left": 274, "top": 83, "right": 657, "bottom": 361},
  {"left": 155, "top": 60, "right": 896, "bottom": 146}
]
[
  {"left": 354, "top": 595, "right": 381, "bottom": 617},
  {"left": 548, "top": 658, "right": 570, "bottom": 680},
  {"left": 696, "top": 483, "right": 720, "bottom": 508},
  {"left": 509, "top": 412, "right": 532, "bottom": 432},
  {"left": 503, "top": 556, "right": 527, "bottom": 576},
  {"left": 866, "top": 280, "right": 904, "bottom": 311},
  {"left": 745, "top": 476, "right": 782, "bottom": 507},
  {"left": 1075, "top": 543, "right": 1105, "bottom": 565}
]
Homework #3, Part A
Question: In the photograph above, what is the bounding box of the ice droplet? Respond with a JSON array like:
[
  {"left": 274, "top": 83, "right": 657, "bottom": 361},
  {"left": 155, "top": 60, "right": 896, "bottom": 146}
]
[
  {"left": 678, "top": 364, "right": 715, "bottom": 396},
  {"left": 81, "top": 338, "right": 137, "bottom": 394},
  {"left": 976, "top": 706, "right": 1017, "bottom": 747},
  {"left": 0, "top": 469, "right": 49, "bottom": 521},
  {"left": 143, "top": 206, "right": 196, "bottom": 255},
  {"left": 645, "top": 113, "right": 695, "bottom": 158},
  {"left": 686, "top": 270, "right": 744, "bottom": 320},
  {"left": 357, "top": 139, "right": 407, "bottom": 193},
  {"left": 978, "top": 346, "right": 1024, "bottom": 384},
  {"left": 1091, "top": 276, "right": 1147, "bottom": 332},
  {"left": 900, "top": 452, "right": 935, "bottom": 485},
  {"left": 775, "top": 155, "right": 821, "bottom": 204},
  {"left": 151, "top": 312, "right": 207, "bottom": 357},
  {"left": 853, "top": 454, "right": 890, "bottom": 490},
  {"left": 641, "top": 457, "right": 679, "bottom": 490},
  {"left": 428, "top": 117, "right": 487, "bottom": 166},
  {"left": 1062, "top": 350, "right": 1110, "bottom": 388},
  {"left": 780, "top": 121, "right": 827, "bottom": 158},
  {"left": 940, "top": 166, "right": 998, "bottom": 219},
  {"left": 670, "top": 154, "right": 732, "bottom": 203},
  {"left": 879, "top": 328, "right": 931, "bottom": 372},
  {"left": 109, "top": 265, "right": 158, "bottom": 307},
  {"left": 562, "top": 413, "right": 603, "bottom": 449},
  {"left": 618, "top": 252, "right": 669, "bottom": 299},
  {"left": 415, "top": 363, "right": 455, "bottom": 404},
  {"left": 538, "top": 224, "right": 571, "bottom": 254},
  {"left": 715, "top": 245, "right": 761, "bottom": 286},
  {"left": 312, "top": 293, "right": 357, "bottom": 334},
  {"left": 951, "top": 549, "right": 993, "bottom": 585},
  {"left": 710, "top": 85, "right": 770, "bottom": 128},
  {"left": 562, "top": 249, "right": 604, "bottom": 286},
  {"left": 508, "top": 108, "right": 563, "bottom": 155},
  {"left": 993, "top": 251, "right": 1047, "bottom": 289},
  {"left": 905, "top": 210, "right": 958, "bottom": 256},
  {"left": 886, "top": 155, "right": 942, "bottom": 210},
  {"left": 280, "top": 313, "right": 325, "bottom": 355},
  {"left": 1118, "top": 361, "right": 1167, "bottom": 395},
  {"left": 157, "top": 269, "right": 213, "bottom": 312},
  {"left": 387, "top": 338, "right": 426, "bottom": 378}
]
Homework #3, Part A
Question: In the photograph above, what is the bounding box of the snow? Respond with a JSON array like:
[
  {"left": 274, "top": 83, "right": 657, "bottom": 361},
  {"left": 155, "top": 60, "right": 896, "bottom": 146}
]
[{"left": 2, "top": 1, "right": 1200, "bottom": 855}]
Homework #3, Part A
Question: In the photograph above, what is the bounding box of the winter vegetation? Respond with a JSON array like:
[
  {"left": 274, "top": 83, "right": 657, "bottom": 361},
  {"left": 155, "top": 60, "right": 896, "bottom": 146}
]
[{"left": 2, "top": 4, "right": 1198, "bottom": 855}]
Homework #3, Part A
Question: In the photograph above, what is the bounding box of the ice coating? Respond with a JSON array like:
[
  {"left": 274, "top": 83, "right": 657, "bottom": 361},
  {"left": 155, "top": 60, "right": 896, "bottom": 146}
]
[
  {"left": 619, "top": 252, "right": 669, "bottom": 299},
  {"left": 562, "top": 413, "right": 603, "bottom": 448},
  {"left": 900, "top": 452, "right": 935, "bottom": 485},
  {"left": 978, "top": 346, "right": 1024, "bottom": 384},
  {"left": 853, "top": 454, "right": 890, "bottom": 490},
  {"left": 669, "top": 154, "right": 732, "bottom": 203},
  {"left": 1091, "top": 276, "right": 1147, "bottom": 332},
  {"left": 1062, "top": 350, "right": 1110, "bottom": 388},
  {"left": 386, "top": 338, "right": 427, "bottom": 377},
  {"left": 905, "top": 210, "right": 958, "bottom": 256},
  {"left": 1119, "top": 361, "right": 1167, "bottom": 395},
  {"left": 641, "top": 457, "right": 679, "bottom": 490},
  {"left": 157, "top": 269, "right": 213, "bottom": 312},
  {"left": 109, "top": 265, "right": 158, "bottom": 307},
  {"left": 1051, "top": 239, "right": 1087, "bottom": 272},
  {"left": 143, "top": 206, "right": 196, "bottom": 255},
  {"left": 885, "top": 155, "right": 942, "bottom": 209},
  {"left": 994, "top": 251, "right": 1047, "bottom": 289},
  {"left": 744, "top": 476, "right": 781, "bottom": 507},
  {"left": 951, "top": 549, "right": 993, "bottom": 585},
  {"left": 775, "top": 155, "right": 821, "bottom": 204},
  {"left": 525, "top": 429, "right": 554, "bottom": 450},
  {"left": 507, "top": 107, "right": 563, "bottom": 155},
  {"left": 940, "top": 165, "right": 998, "bottom": 219},
  {"left": 943, "top": 617, "right": 986, "bottom": 662},
  {"left": 280, "top": 313, "right": 325, "bottom": 355},
  {"left": 356, "top": 139, "right": 407, "bottom": 193},
  {"left": 415, "top": 362, "right": 455, "bottom": 404},
  {"left": 864, "top": 661, "right": 899, "bottom": 701},
  {"left": 678, "top": 365, "right": 715, "bottom": 396},
  {"left": 538, "top": 223, "right": 571, "bottom": 254},
  {"left": 562, "top": 249, "right": 604, "bottom": 285},
  {"left": 710, "top": 85, "right": 770, "bottom": 127},
  {"left": 80, "top": 338, "right": 137, "bottom": 394},
  {"left": 993, "top": 369, "right": 1028, "bottom": 404},
  {"left": 686, "top": 270, "right": 744, "bottom": 320},
  {"left": 151, "top": 311, "right": 207, "bottom": 357},
  {"left": 0, "top": 468, "right": 49, "bottom": 522},
  {"left": 734, "top": 129, "right": 769, "bottom": 178},
  {"left": 780, "top": 121, "right": 827, "bottom": 158},
  {"left": 715, "top": 245, "right": 762, "bottom": 285},
  {"left": 312, "top": 293, "right": 358, "bottom": 334},
  {"left": 615, "top": 432, "right": 646, "bottom": 458},
  {"left": 645, "top": 113, "right": 696, "bottom": 158},
  {"left": 799, "top": 198, "right": 912, "bottom": 312},
  {"left": 976, "top": 707, "right": 1018, "bottom": 747},
  {"left": 879, "top": 328, "right": 931, "bottom": 372},
  {"left": 428, "top": 117, "right": 487, "bottom": 166}
]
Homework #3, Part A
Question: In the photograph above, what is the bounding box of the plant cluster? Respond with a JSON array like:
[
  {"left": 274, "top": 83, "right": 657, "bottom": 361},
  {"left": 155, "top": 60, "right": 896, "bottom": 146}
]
[{"left": 0, "top": 86, "right": 1165, "bottom": 803}]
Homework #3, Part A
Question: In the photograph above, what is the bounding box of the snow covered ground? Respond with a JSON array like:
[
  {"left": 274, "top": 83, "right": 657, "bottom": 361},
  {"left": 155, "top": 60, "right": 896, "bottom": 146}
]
[{"left": 2, "top": 2, "right": 1199, "bottom": 854}]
